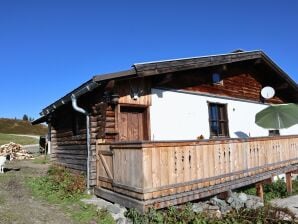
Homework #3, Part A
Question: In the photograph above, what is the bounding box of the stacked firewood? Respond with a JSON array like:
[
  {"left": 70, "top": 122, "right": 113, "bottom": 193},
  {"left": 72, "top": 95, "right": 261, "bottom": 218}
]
[{"left": 0, "top": 142, "right": 33, "bottom": 160}]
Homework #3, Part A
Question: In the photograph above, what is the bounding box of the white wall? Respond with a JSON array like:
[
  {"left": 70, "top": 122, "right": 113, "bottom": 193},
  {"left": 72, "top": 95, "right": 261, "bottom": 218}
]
[{"left": 150, "top": 88, "right": 298, "bottom": 140}]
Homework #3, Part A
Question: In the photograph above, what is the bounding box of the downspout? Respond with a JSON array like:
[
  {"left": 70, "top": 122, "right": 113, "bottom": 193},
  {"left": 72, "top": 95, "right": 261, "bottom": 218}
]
[{"left": 71, "top": 94, "right": 91, "bottom": 194}]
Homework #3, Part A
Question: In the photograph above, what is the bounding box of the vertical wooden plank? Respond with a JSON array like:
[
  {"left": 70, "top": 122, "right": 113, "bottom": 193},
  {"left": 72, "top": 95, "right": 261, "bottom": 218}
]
[
  {"left": 225, "top": 144, "right": 230, "bottom": 181},
  {"left": 286, "top": 172, "right": 293, "bottom": 193},
  {"left": 119, "top": 112, "right": 128, "bottom": 141},
  {"left": 124, "top": 149, "right": 130, "bottom": 186},
  {"left": 238, "top": 142, "right": 244, "bottom": 178},
  {"left": 202, "top": 145, "right": 209, "bottom": 186},
  {"left": 160, "top": 147, "right": 169, "bottom": 195},
  {"left": 129, "top": 149, "right": 136, "bottom": 188},
  {"left": 143, "top": 147, "right": 153, "bottom": 199},
  {"left": 229, "top": 143, "right": 234, "bottom": 181},
  {"left": 113, "top": 149, "right": 121, "bottom": 183},
  {"left": 214, "top": 144, "right": 220, "bottom": 184},
  {"left": 195, "top": 145, "right": 203, "bottom": 188},
  {"left": 190, "top": 145, "right": 197, "bottom": 190},
  {"left": 176, "top": 146, "right": 184, "bottom": 193},
  {"left": 183, "top": 146, "right": 191, "bottom": 191},
  {"left": 152, "top": 146, "right": 161, "bottom": 198},
  {"left": 168, "top": 146, "right": 177, "bottom": 195},
  {"left": 243, "top": 142, "right": 248, "bottom": 177},
  {"left": 220, "top": 144, "right": 226, "bottom": 183},
  {"left": 138, "top": 112, "right": 144, "bottom": 140},
  {"left": 209, "top": 144, "right": 215, "bottom": 185},
  {"left": 233, "top": 142, "right": 239, "bottom": 179}
]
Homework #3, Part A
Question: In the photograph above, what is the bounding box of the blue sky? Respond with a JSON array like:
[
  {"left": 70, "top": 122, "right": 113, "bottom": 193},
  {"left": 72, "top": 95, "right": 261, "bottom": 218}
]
[{"left": 0, "top": 0, "right": 297, "bottom": 119}]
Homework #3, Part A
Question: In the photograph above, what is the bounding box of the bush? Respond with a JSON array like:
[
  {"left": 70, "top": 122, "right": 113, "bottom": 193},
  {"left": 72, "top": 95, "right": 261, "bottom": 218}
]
[
  {"left": 47, "top": 165, "right": 85, "bottom": 197},
  {"left": 28, "top": 165, "right": 85, "bottom": 201},
  {"left": 263, "top": 180, "right": 287, "bottom": 201},
  {"left": 125, "top": 205, "right": 295, "bottom": 224}
]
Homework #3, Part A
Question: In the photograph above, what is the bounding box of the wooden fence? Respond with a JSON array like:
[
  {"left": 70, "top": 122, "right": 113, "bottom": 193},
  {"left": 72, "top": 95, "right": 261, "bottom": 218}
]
[{"left": 96, "top": 135, "right": 298, "bottom": 209}]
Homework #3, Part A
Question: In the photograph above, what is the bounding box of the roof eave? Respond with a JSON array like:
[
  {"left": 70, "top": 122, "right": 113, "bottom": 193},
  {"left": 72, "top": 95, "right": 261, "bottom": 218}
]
[
  {"left": 31, "top": 115, "right": 48, "bottom": 125},
  {"left": 259, "top": 52, "right": 298, "bottom": 91},
  {"left": 40, "top": 80, "right": 100, "bottom": 117}
]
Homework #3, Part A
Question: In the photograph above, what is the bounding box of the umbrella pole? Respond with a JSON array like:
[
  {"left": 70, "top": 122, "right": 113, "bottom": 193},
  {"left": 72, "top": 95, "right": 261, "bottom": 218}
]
[{"left": 277, "top": 115, "right": 281, "bottom": 130}]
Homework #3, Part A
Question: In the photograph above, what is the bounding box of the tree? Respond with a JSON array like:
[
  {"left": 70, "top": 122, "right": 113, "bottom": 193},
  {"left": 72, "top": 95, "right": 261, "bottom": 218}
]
[{"left": 22, "top": 114, "right": 29, "bottom": 121}]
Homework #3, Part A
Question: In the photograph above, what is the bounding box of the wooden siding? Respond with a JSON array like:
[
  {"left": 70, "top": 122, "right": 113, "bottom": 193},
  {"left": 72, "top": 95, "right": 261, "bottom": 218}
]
[
  {"left": 96, "top": 135, "right": 298, "bottom": 210},
  {"left": 154, "top": 66, "right": 285, "bottom": 104},
  {"left": 115, "top": 78, "right": 151, "bottom": 106}
]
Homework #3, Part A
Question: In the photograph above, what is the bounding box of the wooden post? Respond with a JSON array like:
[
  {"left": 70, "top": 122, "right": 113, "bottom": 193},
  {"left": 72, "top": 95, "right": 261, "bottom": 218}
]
[
  {"left": 255, "top": 182, "right": 264, "bottom": 201},
  {"left": 286, "top": 172, "right": 292, "bottom": 193}
]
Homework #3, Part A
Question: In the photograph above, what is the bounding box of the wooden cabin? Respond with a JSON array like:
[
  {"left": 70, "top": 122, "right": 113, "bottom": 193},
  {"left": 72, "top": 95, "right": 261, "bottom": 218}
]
[{"left": 33, "top": 50, "right": 298, "bottom": 212}]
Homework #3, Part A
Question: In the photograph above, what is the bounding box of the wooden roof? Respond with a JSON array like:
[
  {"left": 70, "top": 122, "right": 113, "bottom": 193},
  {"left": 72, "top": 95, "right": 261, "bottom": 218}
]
[{"left": 33, "top": 50, "right": 298, "bottom": 124}]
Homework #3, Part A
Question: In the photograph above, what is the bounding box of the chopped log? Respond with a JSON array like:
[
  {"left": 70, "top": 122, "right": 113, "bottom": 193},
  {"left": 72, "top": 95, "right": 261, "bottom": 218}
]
[{"left": 0, "top": 142, "right": 33, "bottom": 160}]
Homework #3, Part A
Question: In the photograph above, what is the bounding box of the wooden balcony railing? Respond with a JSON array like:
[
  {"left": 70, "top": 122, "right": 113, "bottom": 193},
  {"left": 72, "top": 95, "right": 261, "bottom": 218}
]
[{"left": 96, "top": 135, "right": 298, "bottom": 209}]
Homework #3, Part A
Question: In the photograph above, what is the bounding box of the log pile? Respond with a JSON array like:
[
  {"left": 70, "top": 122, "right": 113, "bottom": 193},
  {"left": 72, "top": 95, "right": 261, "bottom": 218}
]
[{"left": 0, "top": 142, "right": 33, "bottom": 160}]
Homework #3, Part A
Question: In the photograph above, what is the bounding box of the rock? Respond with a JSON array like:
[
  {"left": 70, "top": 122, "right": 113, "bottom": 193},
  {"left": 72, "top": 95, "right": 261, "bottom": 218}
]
[
  {"left": 192, "top": 202, "right": 209, "bottom": 213},
  {"left": 238, "top": 193, "right": 248, "bottom": 203},
  {"left": 210, "top": 197, "right": 227, "bottom": 207},
  {"left": 116, "top": 217, "right": 132, "bottom": 224},
  {"left": 227, "top": 196, "right": 234, "bottom": 204},
  {"left": 81, "top": 196, "right": 129, "bottom": 222},
  {"left": 228, "top": 193, "right": 244, "bottom": 210},
  {"left": 116, "top": 217, "right": 127, "bottom": 224},
  {"left": 192, "top": 202, "right": 204, "bottom": 213},
  {"left": 210, "top": 197, "right": 230, "bottom": 213},
  {"left": 107, "top": 204, "right": 121, "bottom": 214},
  {"left": 208, "top": 205, "right": 220, "bottom": 210},
  {"left": 245, "top": 199, "right": 264, "bottom": 209}
]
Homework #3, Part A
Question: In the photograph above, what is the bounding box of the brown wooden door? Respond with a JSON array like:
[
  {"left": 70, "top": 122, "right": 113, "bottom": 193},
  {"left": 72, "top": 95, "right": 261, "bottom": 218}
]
[{"left": 119, "top": 106, "right": 148, "bottom": 141}]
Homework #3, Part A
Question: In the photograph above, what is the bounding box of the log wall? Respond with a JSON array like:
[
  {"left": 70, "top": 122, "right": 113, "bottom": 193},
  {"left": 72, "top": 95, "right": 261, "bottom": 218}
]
[
  {"left": 51, "top": 104, "right": 88, "bottom": 172},
  {"left": 50, "top": 89, "right": 110, "bottom": 186}
]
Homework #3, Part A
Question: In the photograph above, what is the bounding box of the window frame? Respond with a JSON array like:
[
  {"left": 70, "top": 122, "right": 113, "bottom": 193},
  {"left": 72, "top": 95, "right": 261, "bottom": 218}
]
[
  {"left": 208, "top": 102, "right": 230, "bottom": 138},
  {"left": 72, "top": 112, "right": 86, "bottom": 136}
]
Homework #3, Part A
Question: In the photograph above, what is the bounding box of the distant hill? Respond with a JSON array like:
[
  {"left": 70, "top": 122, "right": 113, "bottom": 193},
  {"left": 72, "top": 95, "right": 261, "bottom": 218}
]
[{"left": 0, "top": 118, "right": 47, "bottom": 135}]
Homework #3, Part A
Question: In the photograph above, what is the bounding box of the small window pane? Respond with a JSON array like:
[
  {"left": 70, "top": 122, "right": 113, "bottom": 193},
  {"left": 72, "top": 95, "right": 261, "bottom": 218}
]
[
  {"left": 212, "top": 73, "right": 221, "bottom": 84},
  {"left": 208, "top": 103, "right": 229, "bottom": 138}
]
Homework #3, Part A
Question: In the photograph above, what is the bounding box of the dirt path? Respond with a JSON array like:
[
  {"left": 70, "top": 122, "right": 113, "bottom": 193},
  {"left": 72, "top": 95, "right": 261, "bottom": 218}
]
[{"left": 0, "top": 159, "right": 75, "bottom": 224}]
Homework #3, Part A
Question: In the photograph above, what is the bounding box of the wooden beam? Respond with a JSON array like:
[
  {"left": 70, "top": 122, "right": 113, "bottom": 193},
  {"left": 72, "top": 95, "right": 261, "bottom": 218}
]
[
  {"left": 99, "top": 153, "right": 113, "bottom": 179},
  {"left": 256, "top": 182, "right": 264, "bottom": 201},
  {"left": 94, "top": 187, "right": 146, "bottom": 213},
  {"left": 286, "top": 172, "right": 293, "bottom": 193}
]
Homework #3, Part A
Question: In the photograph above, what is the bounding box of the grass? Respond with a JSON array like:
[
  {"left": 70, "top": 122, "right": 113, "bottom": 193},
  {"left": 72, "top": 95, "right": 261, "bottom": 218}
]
[
  {"left": 26, "top": 165, "right": 115, "bottom": 224},
  {"left": 0, "top": 118, "right": 47, "bottom": 135},
  {"left": 0, "top": 133, "right": 38, "bottom": 145},
  {"left": 33, "top": 155, "right": 50, "bottom": 164}
]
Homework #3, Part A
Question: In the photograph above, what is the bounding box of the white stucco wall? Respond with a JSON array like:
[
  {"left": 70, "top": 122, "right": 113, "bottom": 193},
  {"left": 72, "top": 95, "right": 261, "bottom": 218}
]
[{"left": 150, "top": 88, "right": 298, "bottom": 140}]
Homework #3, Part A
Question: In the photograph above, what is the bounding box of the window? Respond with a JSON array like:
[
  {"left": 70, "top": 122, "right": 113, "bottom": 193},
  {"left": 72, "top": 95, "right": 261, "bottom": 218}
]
[
  {"left": 208, "top": 103, "right": 229, "bottom": 138},
  {"left": 72, "top": 112, "right": 86, "bottom": 136},
  {"left": 212, "top": 73, "right": 223, "bottom": 85},
  {"left": 269, "top": 130, "right": 280, "bottom": 136}
]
